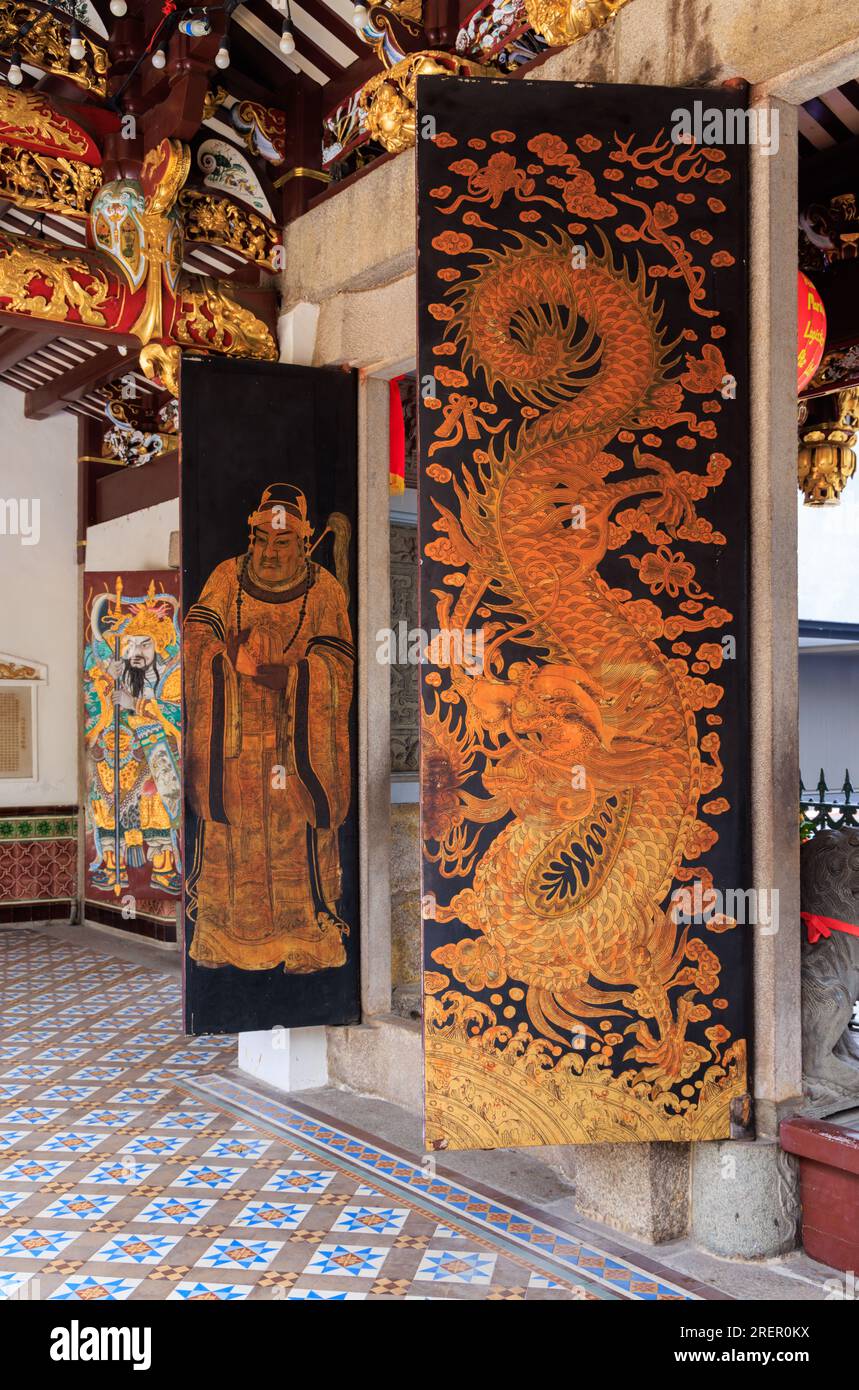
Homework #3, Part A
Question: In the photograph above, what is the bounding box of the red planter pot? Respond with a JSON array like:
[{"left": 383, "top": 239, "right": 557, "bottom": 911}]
[{"left": 781, "top": 1115, "right": 859, "bottom": 1271}]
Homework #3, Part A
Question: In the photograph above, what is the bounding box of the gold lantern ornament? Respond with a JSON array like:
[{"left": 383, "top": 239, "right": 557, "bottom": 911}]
[{"left": 797, "top": 388, "right": 859, "bottom": 505}]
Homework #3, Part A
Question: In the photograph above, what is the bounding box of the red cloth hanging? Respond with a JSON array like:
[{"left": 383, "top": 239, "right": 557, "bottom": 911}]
[
  {"left": 389, "top": 376, "right": 406, "bottom": 495},
  {"left": 801, "top": 911, "right": 859, "bottom": 944}
]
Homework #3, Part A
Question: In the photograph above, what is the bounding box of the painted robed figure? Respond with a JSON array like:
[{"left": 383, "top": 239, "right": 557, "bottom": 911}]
[
  {"left": 184, "top": 483, "right": 354, "bottom": 974},
  {"left": 84, "top": 577, "right": 182, "bottom": 902}
]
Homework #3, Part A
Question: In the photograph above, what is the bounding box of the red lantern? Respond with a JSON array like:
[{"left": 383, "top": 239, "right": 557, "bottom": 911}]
[
  {"left": 389, "top": 376, "right": 406, "bottom": 495},
  {"left": 797, "top": 270, "right": 827, "bottom": 394}
]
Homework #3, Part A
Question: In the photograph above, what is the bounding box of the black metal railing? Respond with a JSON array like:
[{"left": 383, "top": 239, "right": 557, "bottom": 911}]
[{"left": 800, "top": 769, "right": 859, "bottom": 837}]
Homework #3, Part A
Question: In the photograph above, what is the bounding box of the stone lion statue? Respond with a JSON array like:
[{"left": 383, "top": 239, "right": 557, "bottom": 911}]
[{"left": 800, "top": 827, "right": 859, "bottom": 1115}]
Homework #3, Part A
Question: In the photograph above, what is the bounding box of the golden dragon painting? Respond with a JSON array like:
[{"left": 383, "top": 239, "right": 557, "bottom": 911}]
[{"left": 418, "top": 84, "right": 750, "bottom": 1148}]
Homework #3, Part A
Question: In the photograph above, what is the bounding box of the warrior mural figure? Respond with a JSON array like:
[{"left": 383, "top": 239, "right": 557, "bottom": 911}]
[
  {"left": 84, "top": 578, "right": 182, "bottom": 898},
  {"left": 184, "top": 483, "right": 354, "bottom": 973}
]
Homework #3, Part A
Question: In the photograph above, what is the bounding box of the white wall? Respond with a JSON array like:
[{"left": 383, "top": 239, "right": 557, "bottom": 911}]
[
  {"left": 0, "top": 386, "right": 78, "bottom": 807},
  {"left": 85, "top": 499, "right": 178, "bottom": 572},
  {"left": 797, "top": 486, "right": 859, "bottom": 624},
  {"left": 799, "top": 651, "right": 859, "bottom": 789}
]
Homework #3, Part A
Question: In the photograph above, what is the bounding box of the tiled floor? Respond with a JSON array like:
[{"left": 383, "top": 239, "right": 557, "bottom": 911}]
[{"left": 0, "top": 928, "right": 703, "bottom": 1301}]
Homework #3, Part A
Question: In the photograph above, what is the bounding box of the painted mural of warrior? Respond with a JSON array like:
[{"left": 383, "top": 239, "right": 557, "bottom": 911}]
[
  {"left": 84, "top": 579, "right": 182, "bottom": 898},
  {"left": 184, "top": 483, "right": 354, "bottom": 974}
]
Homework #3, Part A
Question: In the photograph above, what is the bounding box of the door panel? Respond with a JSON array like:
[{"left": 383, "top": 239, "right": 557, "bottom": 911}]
[
  {"left": 181, "top": 357, "right": 360, "bottom": 1035},
  {"left": 417, "top": 77, "right": 751, "bottom": 1147}
]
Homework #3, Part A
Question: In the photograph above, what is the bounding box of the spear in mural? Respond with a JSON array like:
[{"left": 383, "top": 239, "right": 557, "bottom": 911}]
[{"left": 111, "top": 575, "right": 123, "bottom": 897}]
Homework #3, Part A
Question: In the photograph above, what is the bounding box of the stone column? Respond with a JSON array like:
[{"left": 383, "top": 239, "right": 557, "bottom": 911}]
[
  {"left": 358, "top": 373, "right": 393, "bottom": 1017},
  {"left": 691, "top": 94, "right": 803, "bottom": 1257}
]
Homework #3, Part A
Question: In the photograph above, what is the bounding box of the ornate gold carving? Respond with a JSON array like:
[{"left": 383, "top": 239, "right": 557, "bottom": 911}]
[
  {"left": 141, "top": 139, "right": 191, "bottom": 216},
  {"left": 202, "top": 85, "right": 229, "bottom": 123},
  {"left": 524, "top": 0, "right": 632, "bottom": 47},
  {"left": 0, "top": 660, "right": 38, "bottom": 679},
  {"left": 361, "top": 53, "right": 491, "bottom": 155},
  {"left": 0, "top": 2, "right": 108, "bottom": 96},
  {"left": 382, "top": 0, "right": 422, "bottom": 20},
  {"left": 0, "top": 85, "right": 95, "bottom": 158},
  {"left": 798, "top": 388, "right": 859, "bottom": 505},
  {"left": 172, "top": 282, "right": 278, "bottom": 361},
  {"left": 131, "top": 140, "right": 191, "bottom": 347},
  {"left": 0, "top": 233, "right": 110, "bottom": 327},
  {"left": 140, "top": 342, "right": 182, "bottom": 398},
  {"left": 0, "top": 141, "right": 101, "bottom": 216},
  {"left": 178, "top": 188, "right": 282, "bottom": 272}
]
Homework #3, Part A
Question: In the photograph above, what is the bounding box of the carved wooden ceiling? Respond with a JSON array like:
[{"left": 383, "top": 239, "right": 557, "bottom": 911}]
[{"left": 0, "top": 0, "right": 563, "bottom": 425}]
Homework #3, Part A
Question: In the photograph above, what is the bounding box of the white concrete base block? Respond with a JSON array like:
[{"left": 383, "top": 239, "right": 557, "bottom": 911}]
[{"left": 238, "top": 1026, "right": 328, "bottom": 1092}]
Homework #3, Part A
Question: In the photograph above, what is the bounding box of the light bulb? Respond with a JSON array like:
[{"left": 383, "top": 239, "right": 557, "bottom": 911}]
[
  {"left": 151, "top": 42, "right": 167, "bottom": 68},
  {"left": 191, "top": 14, "right": 210, "bottom": 35},
  {"left": 215, "top": 36, "right": 230, "bottom": 69},
  {"left": 352, "top": 2, "right": 369, "bottom": 29},
  {"left": 279, "top": 19, "right": 295, "bottom": 54},
  {"left": 7, "top": 56, "right": 23, "bottom": 85},
  {"left": 69, "top": 20, "right": 85, "bottom": 60},
  {"left": 109, "top": 0, "right": 127, "bottom": 15}
]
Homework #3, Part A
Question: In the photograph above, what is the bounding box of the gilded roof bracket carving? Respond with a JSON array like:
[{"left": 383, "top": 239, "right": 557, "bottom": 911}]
[{"left": 0, "top": 1, "right": 108, "bottom": 96}]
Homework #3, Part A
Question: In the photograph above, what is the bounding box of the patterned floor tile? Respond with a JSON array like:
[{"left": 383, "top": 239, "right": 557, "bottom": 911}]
[
  {"left": 0, "top": 929, "right": 706, "bottom": 1303},
  {"left": 92, "top": 1232, "right": 181, "bottom": 1266},
  {"left": 172, "top": 1165, "right": 246, "bottom": 1191},
  {"left": 0, "top": 1269, "right": 39, "bottom": 1298},
  {"left": 263, "top": 1169, "right": 335, "bottom": 1194},
  {"left": 414, "top": 1249, "right": 497, "bottom": 1285},
  {"left": 78, "top": 1109, "right": 144, "bottom": 1128},
  {"left": 303, "top": 1245, "right": 390, "bottom": 1279},
  {"left": 0, "top": 1159, "right": 72, "bottom": 1182},
  {"left": 168, "top": 1281, "right": 251, "bottom": 1300},
  {"left": 40, "top": 1131, "right": 110, "bottom": 1155},
  {"left": 0, "top": 1228, "right": 79, "bottom": 1260},
  {"left": 331, "top": 1206, "right": 410, "bottom": 1236},
  {"left": 49, "top": 1275, "right": 141, "bottom": 1300},
  {"left": 134, "top": 1197, "right": 216, "bottom": 1225},
  {"left": 82, "top": 1160, "right": 159, "bottom": 1186},
  {"left": 39, "top": 1193, "right": 122, "bottom": 1221},
  {"left": 287, "top": 1288, "right": 367, "bottom": 1300},
  {"left": 233, "top": 1200, "right": 312, "bottom": 1231},
  {"left": 196, "top": 1237, "right": 282, "bottom": 1270}
]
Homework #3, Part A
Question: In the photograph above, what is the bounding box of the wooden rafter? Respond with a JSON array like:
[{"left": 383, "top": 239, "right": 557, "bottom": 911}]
[
  {"left": 243, "top": 0, "right": 345, "bottom": 82},
  {"left": 24, "top": 346, "right": 130, "bottom": 419},
  {"left": 0, "top": 325, "right": 54, "bottom": 371}
]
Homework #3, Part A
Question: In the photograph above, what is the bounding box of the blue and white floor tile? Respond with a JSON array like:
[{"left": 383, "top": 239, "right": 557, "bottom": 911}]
[{"left": 0, "top": 928, "right": 709, "bottom": 1302}]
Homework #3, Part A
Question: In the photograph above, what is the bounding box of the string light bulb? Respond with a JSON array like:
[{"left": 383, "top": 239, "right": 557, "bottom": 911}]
[
  {"left": 351, "top": 1, "right": 369, "bottom": 29},
  {"left": 151, "top": 40, "right": 168, "bottom": 68},
  {"left": 180, "top": 10, "right": 211, "bottom": 36},
  {"left": 279, "top": 17, "right": 295, "bottom": 54},
  {"left": 6, "top": 52, "right": 23, "bottom": 85},
  {"left": 109, "top": 0, "right": 127, "bottom": 15},
  {"left": 69, "top": 19, "right": 86, "bottom": 60},
  {"left": 214, "top": 32, "right": 230, "bottom": 69}
]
